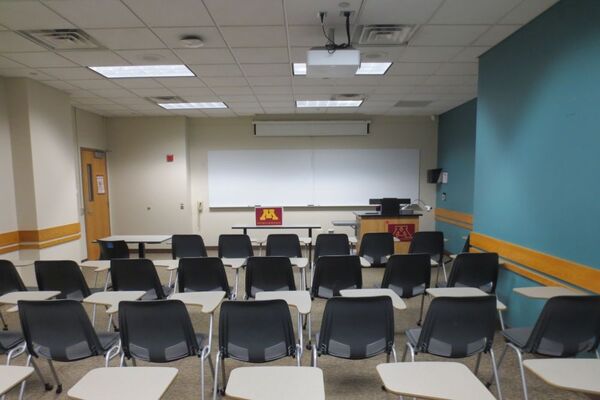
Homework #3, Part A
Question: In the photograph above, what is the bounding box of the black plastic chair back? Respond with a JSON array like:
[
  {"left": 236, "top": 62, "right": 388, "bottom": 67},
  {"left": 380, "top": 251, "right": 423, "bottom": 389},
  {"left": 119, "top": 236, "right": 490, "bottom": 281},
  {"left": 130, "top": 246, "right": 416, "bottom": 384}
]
[
  {"left": 171, "top": 234, "right": 207, "bottom": 259},
  {"left": 314, "top": 234, "right": 350, "bottom": 259},
  {"left": 218, "top": 234, "right": 254, "bottom": 258},
  {"left": 311, "top": 255, "right": 362, "bottom": 298},
  {"left": 178, "top": 257, "right": 230, "bottom": 297},
  {"left": 461, "top": 234, "right": 471, "bottom": 253},
  {"left": 409, "top": 231, "right": 444, "bottom": 263},
  {"left": 98, "top": 240, "right": 130, "bottom": 259},
  {"left": 318, "top": 296, "right": 394, "bottom": 359},
  {"left": 266, "top": 234, "right": 302, "bottom": 257},
  {"left": 359, "top": 233, "right": 395, "bottom": 266},
  {"left": 245, "top": 257, "right": 296, "bottom": 298},
  {"left": 0, "top": 260, "right": 26, "bottom": 295},
  {"left": 418, "top": 296, "right": 497, "bottom": 358},
  {"left": 524, "top": 295, "right": 600, "bottom": 357},
  {"left": 119, "top": 300, "right": 199, "bottom": 362},
  {"left": 18, "top": 300, "right": 105, "bottom": 361},
  {"left": 381, "top": 254, "right": 431, "bottom": 298},
  {"left": 218, "top": 300, "right": 296, "bottom": 362},
  {"left": 35, "top": 260, "right": 91, "bottom": 300},
  {"left": 447, "top": 253, "right": 499, "bottom": 293},
  {"left": 110, "top": 259, "right": 166, "bottom": 299}
]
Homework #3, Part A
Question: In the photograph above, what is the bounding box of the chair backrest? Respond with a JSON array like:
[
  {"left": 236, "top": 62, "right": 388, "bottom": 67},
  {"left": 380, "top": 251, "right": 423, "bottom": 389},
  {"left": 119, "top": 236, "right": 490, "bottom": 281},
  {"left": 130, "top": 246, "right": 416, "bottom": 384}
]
[
  {"left": 218, "top": 234, "right": 254, "bottom": 258},
  {"left": 171, "top": 234, "right": 207, "bottom": 259},
  {"left": 245, "top": 256, "right": 296, "bottom": 298},
  {"left": 311, "top": 255, "right": 362, "bottom": 298},
  {"left": 119, "top": 300, "right": 199, "bottom": 362},
  {"left": 35, "top": 260, "right": 91, "bottom": 300},
  {"left": 110, "top": 259, "right": 166, "bottom": 299},
  {"left": 381, "top": 254, "right": 431, "bottom": 298},
  {"left": 318, "top": 296, "right": 394, "bottom": 359},
  {"left": 358, "top": 233, "right": 395, "bottom": 266},
  {"left": 314, "top": 234, "right": 350, "bottom": 259},
  {"left": 178, "top": 257, "right": 230, "bottom": 297},
  {"left": 417, "top": 296, "right": 497, "bottom": 358},
  {"left": 461, "top": 234, "right": 471, "bottom": 253},
  {"left": 98, "top": 240, "right": 130, "bottom": 259},
  {"left": 218, "top": 300, "right": 296, "bottom": 362},
  {"left": 265, "top": 234, "right": 302, "bottom": 257},
  {"left": 0, "top": 260, "right": 26, "bottom": 295},
  {"left": 408, "top": 231, "right": 444, "bottom": 263},
  {"left": 447, "top": 252, "right": 499, "bottom": 293},
  {"left": 18, "top": 299, "right": 104, "bottom": 362},
  {"left": 525, "top": 295, "right": 600, "bottom": 357}
]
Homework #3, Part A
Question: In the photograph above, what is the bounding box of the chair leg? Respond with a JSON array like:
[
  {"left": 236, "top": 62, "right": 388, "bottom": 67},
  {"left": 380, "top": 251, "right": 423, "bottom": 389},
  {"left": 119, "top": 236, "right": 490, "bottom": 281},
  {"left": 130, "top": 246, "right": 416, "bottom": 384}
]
[
  {"left": 401, "top": 344, "right": 408, "bottom": 362},
  {"left": 200, "top": 353, "right": 205, "bottom": 400},
  {"left": 131, "top": 358, "right": 137, "bottom": 366},
  {"left": 220, "top": 356, "right": 227, "bottom": 394},
  {"left": 474, "top": 352, "right": 483, "bottom": 375},
  {"left": 0, "top": 311, "right": 7, "bottom": 330},
  {"left": 404, "top": 343, "right": 416, "bottom": 362},
  {"left": 6, "top": 343, "right": 26, "bottom": 366},
  {"left": 595, "top": 349, "right": 599, "bottom": 359},
  {"left": 489, "top": 349, "right": 503, "bottom": 400},
  {"left": 391, "top": 345, "right": 398, "bottom": 363},
  {"left": 47, "top": 360, "right": 63, "bottom": 394},
  {"left": 206, "top": 352, "right": 215, "bottom": 379},
  {"left": 312, "top": 345, "right": 318, "bottom": 367},
  {"left": 441, "top": 260, "right": 448, "bottom": 283},
  {"left": 508, "top": 344, "right": 528, "bottom": 400},
  {"left": 212, "top": 352, "right": 221, "bottom": 400},
  {"left": 417, "top": 293, "right": 426, "bottom": 326}
]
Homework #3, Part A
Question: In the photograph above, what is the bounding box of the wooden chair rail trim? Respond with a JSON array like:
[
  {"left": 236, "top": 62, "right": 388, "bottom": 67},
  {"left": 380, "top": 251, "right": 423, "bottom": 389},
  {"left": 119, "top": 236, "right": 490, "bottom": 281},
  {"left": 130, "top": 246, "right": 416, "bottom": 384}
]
[{"left": 0, "top": 223, "right": 81, "bottom": 253}]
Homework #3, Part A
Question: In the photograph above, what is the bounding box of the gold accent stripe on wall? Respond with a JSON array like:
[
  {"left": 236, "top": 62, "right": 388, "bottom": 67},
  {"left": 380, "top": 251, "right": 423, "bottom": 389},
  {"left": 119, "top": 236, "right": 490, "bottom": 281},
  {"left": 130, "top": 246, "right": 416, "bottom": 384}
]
[
  {"left": 471, "top": 232, "right": 600, "bottom": 294},
  {"left": 0, "top": 231, "right": 20, "bottom": 247},
  {"left": 0, "top": 223, "right": 81, "bottom": 253},
  {"left": 19, "top": 222, "right": 81, "bottom": 243},
  {"left": 435, "top": 208, "right": 473, "bottom": 230}
]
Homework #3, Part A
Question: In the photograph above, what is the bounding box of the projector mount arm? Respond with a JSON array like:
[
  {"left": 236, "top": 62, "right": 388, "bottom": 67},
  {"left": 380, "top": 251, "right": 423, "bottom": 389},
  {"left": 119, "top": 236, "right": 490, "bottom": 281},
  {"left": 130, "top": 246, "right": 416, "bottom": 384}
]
[{"left": 319, "top": 11, "right": 352, "bottom": 54}]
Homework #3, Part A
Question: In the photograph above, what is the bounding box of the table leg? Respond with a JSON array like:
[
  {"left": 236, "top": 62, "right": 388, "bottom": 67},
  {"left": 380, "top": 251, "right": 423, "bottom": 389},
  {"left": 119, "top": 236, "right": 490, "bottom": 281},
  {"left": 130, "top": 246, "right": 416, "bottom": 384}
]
[
  {"left": 138, "top": 242, "right": 145, "bottom": 258},
  {"left": 307, "top": 228, "right": 313, "bottom": 290},
  {"left": 243, "top": 228, "right": 247, "bottom": 235},
  {"left": 91, "top": 304, "right": 97, "bottom": 327},
  {"left": 307, "top": 312, "right": 312, "bottom": 350},
  {"left": 297, "top": 311, "right": 303, "bottom": 355},
  {"left": 234, "top": 269, "right": 239, "bottom": 300}
]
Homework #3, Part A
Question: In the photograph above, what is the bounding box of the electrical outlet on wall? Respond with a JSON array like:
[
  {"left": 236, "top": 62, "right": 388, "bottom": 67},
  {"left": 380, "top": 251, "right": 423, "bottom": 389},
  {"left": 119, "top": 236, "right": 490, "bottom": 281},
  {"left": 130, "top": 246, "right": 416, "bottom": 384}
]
[{"left": 442, "top": 192, "right": 447, "bottom": 201}]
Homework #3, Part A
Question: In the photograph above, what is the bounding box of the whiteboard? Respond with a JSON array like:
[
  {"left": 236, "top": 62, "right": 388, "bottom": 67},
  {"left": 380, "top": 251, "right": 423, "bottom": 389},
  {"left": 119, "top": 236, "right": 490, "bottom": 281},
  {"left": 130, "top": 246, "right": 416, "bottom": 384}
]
[{"left": 208, "top": 148, "right": 419, "bottom": 207}]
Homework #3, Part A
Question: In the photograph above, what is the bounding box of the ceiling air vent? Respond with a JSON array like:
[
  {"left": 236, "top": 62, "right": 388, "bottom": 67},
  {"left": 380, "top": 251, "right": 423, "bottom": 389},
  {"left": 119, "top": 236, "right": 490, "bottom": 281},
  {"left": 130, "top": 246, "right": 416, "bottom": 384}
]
[
  {"left": 145, "top": 96, "right": 185, "bottom": 104},
  {"left": 357, "top": 25, "right": 417, "bottom": 46},
  {"left": 332, "top": 93, "right": 363, "bottom": 100},
  {"left": 394, "top": 100, "right": 432, "bottom": 108},
  {"left": 18, "top": 29, "right": 103, "bottom": 51}
]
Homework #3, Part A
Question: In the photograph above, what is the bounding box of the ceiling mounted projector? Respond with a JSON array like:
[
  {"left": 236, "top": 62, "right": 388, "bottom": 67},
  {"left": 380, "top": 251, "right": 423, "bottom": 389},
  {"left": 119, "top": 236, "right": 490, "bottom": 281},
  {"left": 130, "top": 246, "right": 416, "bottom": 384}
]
[{"left": 306, "top": 47, "right": 360, "bottom": 78}]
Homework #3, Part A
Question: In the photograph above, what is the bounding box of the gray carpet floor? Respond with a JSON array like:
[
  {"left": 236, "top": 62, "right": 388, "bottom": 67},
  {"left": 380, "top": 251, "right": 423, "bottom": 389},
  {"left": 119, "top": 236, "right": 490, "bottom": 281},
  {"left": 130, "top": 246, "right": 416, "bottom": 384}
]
[{"left": 0, "top": 254, "right": 587, "bottom": 399}]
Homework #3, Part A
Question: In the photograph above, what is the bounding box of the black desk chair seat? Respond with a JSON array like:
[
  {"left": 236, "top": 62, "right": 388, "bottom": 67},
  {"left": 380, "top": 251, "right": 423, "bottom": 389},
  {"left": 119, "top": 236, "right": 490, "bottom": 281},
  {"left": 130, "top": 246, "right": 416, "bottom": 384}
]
[
  {"left": 0, "top": 259, "right": 26, "bottom": 330},
  {"left": 358, "top": 232, "right": 394, "bottom": 267},
  {"left": 0, "top": 331, "right": 26, "bottom": 366},
  {"left": 172, "top": 234, "right": 208, "bottom": 259},
  {"left": 245, "top": 256, "right": 296, "bottom": 299},
  {"left": 178, "top": 257, "right": 232, "bottom": 299},
  {"left": 110, "top": 259, "right": 170, "bottom": 300},
  {"left": 409, "top": 231, "right": 446, "bottom": 284},
  {"left": 311, "top": 255, "right": 362, "bottom": 299},
  {"left": 35, "top": 260, "right": 93, "bottom": 301}
]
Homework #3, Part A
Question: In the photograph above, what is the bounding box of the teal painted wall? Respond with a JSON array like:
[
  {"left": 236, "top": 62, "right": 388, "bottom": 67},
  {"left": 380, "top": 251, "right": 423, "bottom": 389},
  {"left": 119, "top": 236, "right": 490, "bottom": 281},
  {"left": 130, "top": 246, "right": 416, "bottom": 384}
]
[
  {"left": 475, "top": 0, "right": 600, "bottom": 327},
  {"left": 435, "top": 99, "right": 477, "bottom": 254}
]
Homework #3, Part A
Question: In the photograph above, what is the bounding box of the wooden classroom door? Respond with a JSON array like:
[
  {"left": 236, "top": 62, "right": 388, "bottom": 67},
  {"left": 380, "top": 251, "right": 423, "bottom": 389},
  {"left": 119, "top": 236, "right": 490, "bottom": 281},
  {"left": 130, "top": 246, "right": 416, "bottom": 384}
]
[{"left": 81, "top": 148, "right": 111, "bottom": 260}]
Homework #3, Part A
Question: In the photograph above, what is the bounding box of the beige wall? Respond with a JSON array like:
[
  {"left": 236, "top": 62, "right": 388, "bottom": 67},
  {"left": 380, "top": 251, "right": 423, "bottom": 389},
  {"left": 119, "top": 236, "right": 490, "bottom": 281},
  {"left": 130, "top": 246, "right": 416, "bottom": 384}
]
[{"left": 188, "top": 116, "right": 438, "bottom": 246}]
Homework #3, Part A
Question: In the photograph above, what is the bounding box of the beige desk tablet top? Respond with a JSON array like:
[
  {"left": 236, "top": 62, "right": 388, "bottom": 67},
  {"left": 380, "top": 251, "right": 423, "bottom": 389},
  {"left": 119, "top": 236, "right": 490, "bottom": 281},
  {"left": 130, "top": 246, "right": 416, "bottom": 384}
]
[
  {"left": 426, "top": 287, "right": 507, "bottom": 311},
  {"left": 376, "top": 362, "right": 495, "bottom": 400},
  {"left": 8, "top": 260, "right": 35, "bottom": 267},
  {"left": 225, "top": 366, "right": 324, "bottom": 400},
  {"left": 81, "top": 259, "right": 179, "bottom": 273},
  {"left": 513, "top": 286, "right": 583, "bottom": 299},
  {"left": 169, "top": 291, "right": 226, "bottom": 313},
  {"left": 0, "top": 366, "right": 34, "bottom": 395},
  {"left": 255, "top": 290, "right": 312, "bottom": 314},
  {"left": 523, "top": 359, "right": 600, "bottom": 396},
  {"left": 290, "top": 257, "right": 308, "bottom": 269},
  {"left": 340, "top": 288, "right": 407, "bottom": 310},
  {"left": 83, "top": 291, "right": 146, "bottom": 314},
  {"left": 0, "top": 290, "right": 60, "bottom": 313},
  {"left": 221, "top": 258, "right": 247, "bottom": 269},
  {"left": 68, "top": 367, "right": 178, "bottom": 400}
]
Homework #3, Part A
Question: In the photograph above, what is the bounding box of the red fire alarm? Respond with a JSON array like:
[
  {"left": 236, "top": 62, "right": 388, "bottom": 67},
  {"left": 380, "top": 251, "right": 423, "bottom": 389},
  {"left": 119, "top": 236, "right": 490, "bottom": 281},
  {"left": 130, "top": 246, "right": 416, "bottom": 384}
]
[{"left": 166, "top": 154, "right": 174, "bottom": 162}]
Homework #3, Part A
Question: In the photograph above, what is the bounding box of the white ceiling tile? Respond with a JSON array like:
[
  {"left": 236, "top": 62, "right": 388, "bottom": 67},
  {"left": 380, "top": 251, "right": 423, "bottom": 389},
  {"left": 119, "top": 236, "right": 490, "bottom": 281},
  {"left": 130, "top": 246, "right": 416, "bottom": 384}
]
[
  {"left": 380, "top": 76, "right": 428, "bottom": 85},
  {"left": 203, "top": 0, "right": 284, "bottom": 26},
  {"left": 286, "top": 0, "right": 363, "bottom": 25},
  {"left": 112, "top": 97, "right": 151, "bottom": 105},
  {"left": 292, "top": 77, "right": 328, "bottom": 86},
  {"left": 58, "top": 51, "right": 128, "bottom": 66},
  {"left": 3, "top": 52, "right": 76, "bottom": 68},
  {"left": 219, "top": 95, "right": 258, "bottom": 102},
  {"left": 451, "top": 46, "right": 490, "bottom": 62},
  {"left": 289, "top": 47, "right": 309, "bottom": 63},
  {"left": 410, "top": 25, "right": 489, "bottom": 46},
  {"left": 39, "top": 67, "right": 102, "bottom": 80},
  {"left": 0, "top": 55, "right": 26, "bottom": 69},
  {"left": 331, "top": 86, "right": 377, "bottom": 94},
  {"left": 388, "top": 62, "right": 440, "bottom": 75},
  {"left": 69, "top": 89, "right": 98, "bottom": 98},
  {"left": 73, "top": 96, "right": 115, "bottom": 105},
  {"left": 71, "top": 79, "right": 119, "bottom": 90},
  {"left": 129, "top": 87, "right": 176, "bottom": 97},
  {"left": 259, "top": 101, "right": 294, "bottom": 108},
  {"left": 410, "top": 85, "right": 455, "bottom": 94},
  {"left": 241, "top": 63, "right": 291, "bottom": 77},
  {"left": 435, "top": 62, "right": 478, "bottom": 75},
  {"left": 373, "top": 86, "right": 414, "bottom": 94},
  {"left": 86, "top": 28, "right": 165, "bottom": 50},
  {"left": 203, "top": 77, "right": 249, "bottom": 87},
  {"left": 155, "top": 77, "right": 206, "bottom": 88},
  {"left": 179, "top": 94, "right": 220, "bottom": 102},
  {"left": 473, "top": 25, "right": 521, "bottom": 46},
  {"left": 152, "top": 27, "right": 227, "bottom": 49},
  {"left": 331, "top": 77, "right": 381, "bottom": 86},
  {"left": 252, "top": 86, "right": 292, "bottom": 95},
  {"left": 398, "top": 46, "right": 463, "bottom": 62},
  {"left": 247, "top": 77, "right": 291, "bottom": 86},
  {"left": 174, "top": 49, "right": 235, "bottom": 64},
  {"left": 211, "top": 86, "right": 254, "bottom": 95},
  {"left": 169, "top": 86, "right": 214, "bottom": 96},
  {"left": 288, "top": 26, "right": 329, "bottom": 47},
  {"left": 221, "top": 26, "right": 287, "bottom": 48},
  {"left": 0, "top": 68, "right": 51, "bottom": 80},
  {"left": 500, "top": 0, "right": 559, "bottom": 24},
  {"left": 42, "top": 0, "right": 144, "bottom": 28},
  {"left": 293, "top": 86, "right": 336, "bottom": 95},
  {"left": 116, "top": 49, "right": 182, "bottom": 65},
  {"left": 113, "top": 78, "right": 164, "bottom": 89},
  {"left": 263, "top": 107, "right": 295, "bottom": 114},
  {"left": 122, "top": 0, "right": 213, "bottom": 27},
  {"left": 0, "top": 1, "right": 73, "bottom": 29},
  {"left": 424, "top": 75, "right": 477, "bottom": 86},
  {"left": 357, "top": 46, "right": 405, "bottom": 62},
  {"left": 188, "top": 64, "right": 243, "bottom": 77},
  {"left": 43, "top": 80, "right": 77, "bottom": 91},
  {"left": 0, "top": 32, "right": 47, "bottom": 52},
  {"left": 430, "top": 0, "right": 522, "bottom": 24},
  {"left": 255, "top": 94, "right": 293, "bottom": 102},
  {"left": 359, "top": 0, "right": 444, "bottom": 25},
  {"left": 231, "top": 48, "right": 289, "bottom": 64},
  {"left": 90, "top": 88, "right": 135, "bottom": 98}
]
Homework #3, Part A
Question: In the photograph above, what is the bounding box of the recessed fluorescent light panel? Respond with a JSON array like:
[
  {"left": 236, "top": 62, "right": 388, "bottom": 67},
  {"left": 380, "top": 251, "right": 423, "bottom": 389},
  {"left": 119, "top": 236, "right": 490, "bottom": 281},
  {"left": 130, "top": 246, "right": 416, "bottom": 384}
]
[
  {"left": 89, "top": 65, "right": 194, "bottom": 78},
  {"left": 296, "top": 100, "right": 363, "bottom": 108},
  {"left": 158, "top": 102, "right": 227, "bottom": 110},
  {"left": 292, "top": 62, "right": 391, "bottom": 76}
]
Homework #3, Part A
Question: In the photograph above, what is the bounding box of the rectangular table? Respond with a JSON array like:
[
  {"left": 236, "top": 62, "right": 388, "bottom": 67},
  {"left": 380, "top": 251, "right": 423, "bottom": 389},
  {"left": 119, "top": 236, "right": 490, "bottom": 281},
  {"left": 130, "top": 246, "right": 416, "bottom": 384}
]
[
  {"left": 0, "top": 366, "right": 34, "bottom": 396},
  {"left": 523, "top": 359, "right": 600, "bottom": 399},
  {"left": 83, "top": 291, "right": 146, "bottom": 329},
  {"left": 68, "top": 367, "right": 178, "bottom": 400},
  {"left": 0, "top": 291, "right": 61, "bottom": 313},
  {"left": 225, "top": 366, "right": 324, "bottom": 400},
  {"left": 340, "top": 288, "right": 407, "bottom": 310},
  {"left": 97, "top": 235, "right": 172, "bottom": 258}
]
